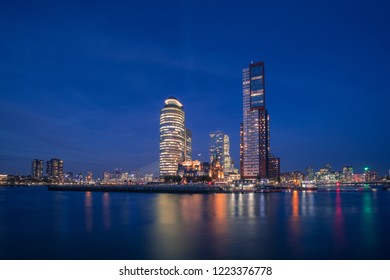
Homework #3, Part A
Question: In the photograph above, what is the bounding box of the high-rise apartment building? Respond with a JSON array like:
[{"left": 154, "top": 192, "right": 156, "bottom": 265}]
[
  {"left": 268, "top": 154, "right": 280, "bottom": 181},
  {"left": 240, "top": 61, "right": 280, "bottom": 180},
  {"left": 209, "top": 130, "right": 232, "bottom": 173},
  {"left": 46, "top": 158, "right": 64, "bottom": 180},
  {"left": 184, "top": 128, "right": 192, "bottom": 161},
  {"left": 209, "top": 130, "right": 224, "bottom": 163},
  {"left": 223, "top": 134, "right": 232, "bottom": 172},
  {"left": 159, "top": 97, "right": 191, "bottom": 178},
  {"left": 32, "top": 159, "right": 44, "bottom": 179}
]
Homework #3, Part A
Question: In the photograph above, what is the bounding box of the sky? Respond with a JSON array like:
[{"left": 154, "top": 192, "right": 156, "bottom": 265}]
[{"left": 0, "top": 0, "right": 389, "bottom": 177}]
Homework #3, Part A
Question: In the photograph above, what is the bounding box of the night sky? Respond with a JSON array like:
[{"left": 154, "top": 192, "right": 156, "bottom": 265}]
[{"left": 1, "top": 0, "right": 389, "bottom": 177}]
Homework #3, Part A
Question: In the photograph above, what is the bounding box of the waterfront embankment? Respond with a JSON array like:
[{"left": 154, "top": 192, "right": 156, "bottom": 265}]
[{"left": 48, "top": 184, "right": 224, "bottom": 193}]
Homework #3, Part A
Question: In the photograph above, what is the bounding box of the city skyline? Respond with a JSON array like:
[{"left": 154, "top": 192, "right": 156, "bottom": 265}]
[{"left": 1, "top": 0, "right": 389, "bottom": 176}]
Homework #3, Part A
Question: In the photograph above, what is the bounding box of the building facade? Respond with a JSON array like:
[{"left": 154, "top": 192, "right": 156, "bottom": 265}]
[
  {"left": 184, "top": 128, "right": 192, "bottom": 161},
  {"left": 241, "top": 61, "right": 269, "bottom": 179},
  {"left": 32, "top": 159, "right": 44, "bottom": 179},
  {"left": 46, "top": 158, "right": 64, "bottom": 180},
  {"left": 177, "top": 160, "right": 210, "bottom": 179},
  {"left": 209, "top": 130, "right": 224, "bottom": 163},
  {"left": 209, "top": 130, "right": 232, "bottom": 174},
  {"left": 223, "top": 134, "right": 232, "bottom": 173},
  {"left": 268, "top": 154, "right": 280, "bottom": 182},
  {"left": 240, "top": 61, "right": 280, "bottom": 180},
  {"left": 159, "top": 97, "right": 191, "bottom": 178}
]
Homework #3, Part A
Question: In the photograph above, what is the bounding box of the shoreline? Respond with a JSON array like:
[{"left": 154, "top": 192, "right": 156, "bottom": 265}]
[
  {"left": 47, "top": 184, "right": 224, "bottom": 194},
  {"left": 2, "top": 184, "right": 389, "bottom": 193}
]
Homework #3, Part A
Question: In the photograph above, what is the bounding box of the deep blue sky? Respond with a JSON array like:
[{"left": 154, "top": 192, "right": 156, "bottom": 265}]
[{"left": 1, "top": 0, "right": 389, "bottom": 176}]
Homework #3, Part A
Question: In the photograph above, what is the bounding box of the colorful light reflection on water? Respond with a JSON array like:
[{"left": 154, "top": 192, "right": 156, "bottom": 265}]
[{"left": 1, "top": 186, "right": 390, "bottom": 259}]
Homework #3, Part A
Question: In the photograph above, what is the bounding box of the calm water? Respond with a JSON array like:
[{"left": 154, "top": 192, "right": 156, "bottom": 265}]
[{"left": 1, "top": 186, "right": 390, "bottom": 260}]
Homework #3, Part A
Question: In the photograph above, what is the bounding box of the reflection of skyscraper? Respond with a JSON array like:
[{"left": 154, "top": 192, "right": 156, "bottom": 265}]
[
  {"left": 240, "top": 61, "right": 280, "bottom": 180},
  {"left": 209, "top": 131, "right": 232, "bottom": 173},
  {"left": 46, "top": 158, "right": 64, "bottom": 180},
  {"left": 159, "top": 97, "right": 190, "bottom": 178},
  {"left": 32, "top": 159, "right": 44, "bottom": 179}
]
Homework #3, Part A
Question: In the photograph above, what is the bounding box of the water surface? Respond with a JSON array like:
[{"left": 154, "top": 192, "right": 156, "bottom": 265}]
[{"left": 0, "top": 186, "right": 389, "bottom": 259}]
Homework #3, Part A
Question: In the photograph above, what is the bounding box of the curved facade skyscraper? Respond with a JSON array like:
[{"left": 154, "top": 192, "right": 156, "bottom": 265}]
[{"left": 159, "top": 97, "right": 187, "bottom": 178}]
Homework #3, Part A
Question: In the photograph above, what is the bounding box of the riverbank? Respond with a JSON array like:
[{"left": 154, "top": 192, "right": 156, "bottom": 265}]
[{"left": 48, "top": 184, "right": 224, "bottom": 193}]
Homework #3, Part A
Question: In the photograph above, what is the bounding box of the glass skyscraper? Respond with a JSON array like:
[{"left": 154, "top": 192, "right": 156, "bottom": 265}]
[
  {"left": 159, "top": 97, "right": 191, "bottom": 178},
  {"left": 209, "top": 130, "right": 232, "bottom": 174},
  {"left": 240, "top": 61, "right": 271, "bottom": 179},
  {"left": 209, "top": 130, "right": 224, "bottom": 163}
]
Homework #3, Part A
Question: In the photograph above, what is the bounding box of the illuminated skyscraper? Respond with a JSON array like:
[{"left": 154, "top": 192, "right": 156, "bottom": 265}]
[
  {"left": 32, "top": 159, "right": 44, "bottom": 179},
  {"left": 159, "top": 97, "right": 188, "bottom": 178},
  {"left": 209, "top": 131, "right": 232, "bottom": 173},
  {"left": 223, "top": 134, "right": 232, "bottom": 173},
  {"left": 209, "top": 130, "right": 224, "bottom": 163},
  {"left": 46, "top": 158, "right": 64, "bottom": 180},
  {"left": 184, "top": 128, "right": 192, "bottom": 161},
  {"left": 240, "top": 61, "right": 280, "bottom": 180}
]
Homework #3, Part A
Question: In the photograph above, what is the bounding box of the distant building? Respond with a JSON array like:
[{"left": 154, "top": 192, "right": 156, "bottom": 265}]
[
  {"left": 209, "top": 131, "right": 224, "bottom": 163},
  {"left": 224, "top": 172, "right": 241, "bottom": 183},
  {"left": 86, "top": 172, "right": 93, "bottom": 184},
  {"left": 184, "top": 128, "right": 192, "bottom": 161},
  {"left": 315, "top": 164, "right": 340, "bottom": 182},
  {"left": 64, "top": 172, "right": 74, "bottom": 183},
  {"left": 177, "top": 160, "right": 210, "bottom": 179},
  {"left": 103, "top": 169, "right": 134, "bottom": 184},
  {"left": 281, "top": 171, "right": 305, "bottom": 186},
  {"left": 144, "top": 174, "right": 154, "bottom": 183},
  {"left": 268, "top": 154, "right": 280, "bottom": 182},
  {"left": 342, "top": 166, "right": 354, "bottom": 182},
  {"left": 32, "top": 159, "right": 44, "bottom": 179},
  {"left": 210, "top": 154, "right": 224, "bottom": 181},
  {"left": 364, "top": 169, "right": 378, "bottom": 182},
  {"left": 46, "top": 158, "right": 63, "bottom": 180},
  {"left": 103, "top": 172, "right": 111, "bottom": 183},
  {"left": 0, "top": 174, "right": 7, "bottom": 185},
  {"left": 75, "top": 172, "right": 83, "bottom": 183},
  {"left": 353, "top": 173, "right": 364, "bottom": 182},
  {"left": 209, "top": 130, "right": 232, "bottom": 174},
  {"left": 223, "top": 135, "right": 232, "bottom": 173},
  {"left": 305, "top": 166, "right": 315, "bottom": 181},
  {"left": 159, "top": 97, "right": 191, "bottom": 178}
]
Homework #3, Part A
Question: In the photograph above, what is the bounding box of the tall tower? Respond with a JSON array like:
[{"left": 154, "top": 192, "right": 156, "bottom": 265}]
[
  {"left": 241, "top": 61, "right": 270, "bottom": 179},
  {"left": 159, "top": 97, "right": 186, "bottom": 178},
  {"left": 223, "top": 134, "right": 232, "bottom": 173},
  {"left": 209, "top": 130, "right": 232, "bottom": 174},
  {"left": 184, "top": 128, "right": 192, "bottom": 161},
  {"left": 32, "top": 159, "right": 44, "bottom": 179},
  {"left": 209, "top": 130, "right": 224, "bottom": 163}
]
